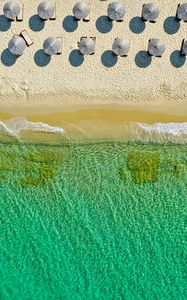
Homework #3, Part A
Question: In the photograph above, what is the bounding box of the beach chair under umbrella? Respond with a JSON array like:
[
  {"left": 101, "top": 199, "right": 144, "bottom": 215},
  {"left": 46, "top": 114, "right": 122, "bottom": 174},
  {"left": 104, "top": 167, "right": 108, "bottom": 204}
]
[
  {"left": 8, "top": 36, "right": 26, "bottom": 56},
  {"left": 142, "top": 3, "right": 160, "bottom": 22},
  {"left": 176, "top": 3, "right": 187, "bottom": 21},
  {"left": 3, "top": 0, "right": 20, "bottom": 20},
  {"left": 78, "top": 37, "right": 96, "bottom": 55},
  {"left": 112, "top": 38, "right": 130, "bottom": 56},
  {"left": 37, "top": 0, "right": 55, "bottom": 20},
  {"left": 107, "top": 2, "right": 126, "bottom": 21},
  {"left": 148, "top": 39, "right": 166, "bottom": 57},
  {"left": 43, "top": 37, "right": 62, "bottom": 55},
  {"left": 73, "top": 2, "right": 90, "bottom": 21}
]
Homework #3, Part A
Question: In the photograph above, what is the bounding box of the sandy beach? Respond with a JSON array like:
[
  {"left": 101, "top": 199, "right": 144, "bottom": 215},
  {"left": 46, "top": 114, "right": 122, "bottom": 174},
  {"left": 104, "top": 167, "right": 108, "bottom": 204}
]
[{"left": 0, "top": 0, "right": 187, "bottom": 114}]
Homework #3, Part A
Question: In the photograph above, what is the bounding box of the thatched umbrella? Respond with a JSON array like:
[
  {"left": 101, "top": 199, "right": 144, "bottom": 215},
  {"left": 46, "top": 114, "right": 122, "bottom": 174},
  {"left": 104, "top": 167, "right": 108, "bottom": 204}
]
[
  {"left": 8, "top": 36, "right": 26, "bottom": 56},
  {"left": 73, "top": 2, "right": 90, "bottom": 20},
  {"left": 107, "top": 2, "right": 126, "bottom": 21},
  {"left": 148, "top": 39, "right": 166, "bottom": 56},
  {"left": 3, "top": 0, "right": 20, "bottom": 20},
  {"left": 142, "top": 3, "right": 159, "bottom": 21},
  {"left": 79, "top": 38, "right": 95, "bottom": 55},
  {"left": 43, "top": 37, "right": 61, "bottom": 55},
  {"left": 112, "top": 38, "right": 130, "bottom": 56},
  {"left": 37, "top": 0, "right": 55, "bottom": 20},
  {"left": 177, "top": 3, "right": 187, "bottom": 21}
]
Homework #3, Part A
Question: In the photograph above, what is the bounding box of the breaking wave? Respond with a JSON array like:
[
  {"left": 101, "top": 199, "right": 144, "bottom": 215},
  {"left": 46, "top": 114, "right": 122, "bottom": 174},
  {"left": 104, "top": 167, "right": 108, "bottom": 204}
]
[
  {"left": 0, "top": 117, "right": 186, "bottom": 144},
  {"left": 131, "top": 122, "right": 187, "bottom": 144},
  {"left": 0, "top": 117, "right": 64, "bottom": 137}
]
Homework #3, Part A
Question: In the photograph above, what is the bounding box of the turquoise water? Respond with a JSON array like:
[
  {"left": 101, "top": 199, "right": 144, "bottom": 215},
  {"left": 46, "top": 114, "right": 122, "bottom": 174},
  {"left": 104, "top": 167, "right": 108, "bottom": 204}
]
[{"left": 0, "top": 141, "right": 186, "bottom": 299}]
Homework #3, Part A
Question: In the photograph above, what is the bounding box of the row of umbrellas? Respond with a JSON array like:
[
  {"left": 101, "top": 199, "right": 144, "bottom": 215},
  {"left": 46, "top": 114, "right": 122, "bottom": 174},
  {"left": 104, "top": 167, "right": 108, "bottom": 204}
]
[
  {"left": 8, "top": 36, "right": 60, "bottom": 55},
  {"left": 9, "top": 36, "right": 187, "bottom": 57},
  {"left": 3, "top": 1, "right": 187, "bottom": 22}
]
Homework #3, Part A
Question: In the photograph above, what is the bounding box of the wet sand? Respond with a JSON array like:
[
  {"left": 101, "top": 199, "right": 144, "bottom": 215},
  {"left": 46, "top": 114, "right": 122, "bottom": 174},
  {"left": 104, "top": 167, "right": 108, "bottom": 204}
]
[
  {"left": 0, "top": 102, "right": 186, "bottom": 125},
  {"left": 0, "top": 102, "right": 186, "bottom": 143}
]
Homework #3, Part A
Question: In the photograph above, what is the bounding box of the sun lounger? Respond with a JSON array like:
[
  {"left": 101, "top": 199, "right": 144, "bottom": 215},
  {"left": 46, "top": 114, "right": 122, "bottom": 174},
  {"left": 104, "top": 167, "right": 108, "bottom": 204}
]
[
  {"left": 83, "top": 13, "right": 90, "bottom": 22},
  {"left": 90, "top": 37, "right": 96, "bottom": 41},
  {"left": 49, "top": 2, "right": 56, "bottom": 20},
  {"left": 180, "top": 39, "right": 186, "bottom": 55},
  {"left": 141, "top": 4, "right": 145, "bottom": 20},
  {"left": 20, "top": 30, "right": 33, "bottom": 46},
  {"left": 56, "top": 37, "right": 62, "bottom": 54},
  {"left": 16, "top": 4, "right": 24, "bottom": 21},
  {"left": 90, "top": 37, "right": 96, "bottom": 54},
  {"left": 80, "top": 36, "right": 87, "bottom": 40},
  {"left": 176, "top": 3, "right": 181, "bottom": 20}
]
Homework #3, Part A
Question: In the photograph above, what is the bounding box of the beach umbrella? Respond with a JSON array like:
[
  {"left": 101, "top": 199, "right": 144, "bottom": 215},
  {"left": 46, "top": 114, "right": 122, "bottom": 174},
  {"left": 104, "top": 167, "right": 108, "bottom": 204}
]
[
  {"left": 142, "top": 3, "right": 160, "bottom": 21},
  {"left": 8, "top": 36, "right": 26, "bottom": 56},
  {"left": 148, "top": 39, "right": 166, "bottom": 57},
  {"left": 112, "top": 38, "right": 130, "bottom": 56},
  {"left": 3, "top": 0, "right": 20, "bottom": 20},
  {"left": 37, "top": 0, "right": 55, "bottom": 20},
  {"left": 79, "top": 38, "right": 95, "bottom": 55},
  {"left": 107, "top": 2, "right": 126, "bottom": 21},
  {"left": 43, "top": 37, "right": 61, "bottom": 55},
  {"left": 73, "top": 2, "right": 90, "bottom": 20},
  {"left": 177, "top": 3, "right": 187, "bottom": 21}
]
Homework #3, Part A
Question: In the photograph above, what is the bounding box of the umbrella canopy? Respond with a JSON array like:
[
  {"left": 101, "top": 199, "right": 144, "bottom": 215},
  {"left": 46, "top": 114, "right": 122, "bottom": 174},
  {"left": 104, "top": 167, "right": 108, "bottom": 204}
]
[
  {"left": 112, "top": 38, "right": 130, "bottom": 56},
  {"left": 43, "top": 37, "right": 61, "bottom": 55},
  {"left": 79, "top": 38, "right": 95, "bottom": 55},
  {"left": 142, "top": 3, "right": 159, "bottom": 21},
  {"left": 107, "top": 2, "right": 126, "bottom": 21},
  {"left": 3, "top": 0, "right": 20, "bottom": 20},
  {"left": 177, "top": 3, "right": 187, "bottom": 21},
  {"left": 73, "top": 2, "right": 90, "bottom": 20},
  {"left": 8, "top": 36, "right": 26, "bottom": 56},
  {"left": 148, "top": 39, "right": 166, "bottom": 56},
  {"left": 37, "top": 0, "right": 55, "bottom": 20}
]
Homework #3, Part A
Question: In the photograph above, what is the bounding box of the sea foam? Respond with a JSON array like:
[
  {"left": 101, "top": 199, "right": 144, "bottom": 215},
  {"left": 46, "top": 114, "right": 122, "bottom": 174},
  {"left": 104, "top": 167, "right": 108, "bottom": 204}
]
[
  {"left": 0, "top": 117, "right": 186, "bottom": 144},
  {"left": 0, "top": 117, "right": 65, "bottom": 137},
  {"left": 133, "top": 122, "right": 187, "bottom": 144}
]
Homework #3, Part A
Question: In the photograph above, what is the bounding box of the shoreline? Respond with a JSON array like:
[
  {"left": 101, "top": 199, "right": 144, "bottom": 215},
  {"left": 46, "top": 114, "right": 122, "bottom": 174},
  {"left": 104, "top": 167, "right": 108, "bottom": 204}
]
[{"left": 0, "top": 102, "right": 186, "bottom": 144}]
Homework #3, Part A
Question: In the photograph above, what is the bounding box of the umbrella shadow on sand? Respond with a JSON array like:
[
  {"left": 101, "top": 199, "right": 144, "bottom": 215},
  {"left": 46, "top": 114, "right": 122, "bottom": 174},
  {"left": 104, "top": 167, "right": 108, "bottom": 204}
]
[
  {"left": 135, "top": 50, "right": 152, "bottom": 68},
  {"left": 96, "top": 16, "right": 113, "bottom": 33},
  {"left": 129, "top": 16, "right": 145, "bottom": 34},
  {"left": 101, "top": 50, "right": 118, "bottom": 67},
  {"left": 1, "top": 49, "right": 17, "bottom": 66},
  {"left": 29, "top": 14, "right": 45, "bottom": 31},
  {"left": 69, "top": 49, "right": 84, "bottom": 67},
  {"left": 164, "top": 16, "right": 180, "bottom": 34},
  {"left": 0, "top": 15, "right": 11, "bottom": 31},
  {"left": 170, "top": 50, "right": 186, "bottom": 68},
  {"left": 63, "top": 15, "right": 78, "bottom": 32},
  {"left": 34, "top": 49, "right": 51, "bottom": 67}
]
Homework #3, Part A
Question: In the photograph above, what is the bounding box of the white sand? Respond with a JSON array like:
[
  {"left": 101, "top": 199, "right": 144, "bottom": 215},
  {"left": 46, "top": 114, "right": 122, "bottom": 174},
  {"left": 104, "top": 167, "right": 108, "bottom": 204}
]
[{"left": 0, "top": 0, "right": 187, "bottom": 111}]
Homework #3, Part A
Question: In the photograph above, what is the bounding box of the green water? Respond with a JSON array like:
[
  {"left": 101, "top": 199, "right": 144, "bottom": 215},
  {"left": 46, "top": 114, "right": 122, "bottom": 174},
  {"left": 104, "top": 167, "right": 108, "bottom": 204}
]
[{"left": 0, "top": 141, "right": 186, "bottom": 299}]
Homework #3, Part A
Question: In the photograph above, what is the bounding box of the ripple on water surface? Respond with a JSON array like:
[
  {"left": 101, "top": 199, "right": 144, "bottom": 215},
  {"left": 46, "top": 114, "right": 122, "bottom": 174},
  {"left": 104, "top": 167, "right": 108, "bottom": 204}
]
[{"left": 0, "top": 141, "right": 186, "bottom": 299}]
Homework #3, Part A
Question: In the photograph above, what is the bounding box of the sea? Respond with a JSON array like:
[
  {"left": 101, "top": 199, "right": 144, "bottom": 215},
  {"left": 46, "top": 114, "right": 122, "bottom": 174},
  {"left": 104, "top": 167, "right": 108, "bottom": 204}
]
[{"left": 0, "top": 118, "right": 186, "bottom": 300}]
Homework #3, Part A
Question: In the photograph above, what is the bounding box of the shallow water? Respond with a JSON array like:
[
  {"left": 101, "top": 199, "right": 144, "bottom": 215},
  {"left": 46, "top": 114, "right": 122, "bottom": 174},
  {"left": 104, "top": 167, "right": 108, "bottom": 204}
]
[{"left": 0, "top": 141, "right": 186, "bottom": 299}]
